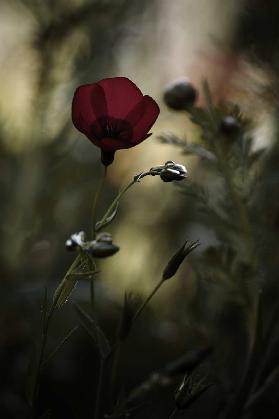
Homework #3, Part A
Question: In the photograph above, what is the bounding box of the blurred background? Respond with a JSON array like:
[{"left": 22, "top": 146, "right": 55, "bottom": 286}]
[{"left": 1, "top": 0, "right": 279, "bottom": 418}]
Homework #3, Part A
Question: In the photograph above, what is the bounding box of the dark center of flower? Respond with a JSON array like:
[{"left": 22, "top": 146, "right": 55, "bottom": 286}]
[{"left": 91, "top": 116, "right": 133, "bottom": 141}]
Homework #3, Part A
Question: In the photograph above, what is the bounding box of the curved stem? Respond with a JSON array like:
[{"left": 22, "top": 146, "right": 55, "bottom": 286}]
[
  {"left": 96, "top": 171, "right": 157, "bottom": 232},
  {"left": 96, "top": 179, "right": 135, "bottom": 230}
]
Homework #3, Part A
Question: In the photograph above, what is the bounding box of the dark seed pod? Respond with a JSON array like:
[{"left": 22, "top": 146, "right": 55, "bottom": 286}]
[
  {"left": 86, "top": 232, "right": 120, "bottom": 258},
  {"left": 220, "top": 116, "right": 240, "bottom": 136},
  {"left": 163, "top": 79, "right": 197, "bottom": 111},
  {"left": 90, "top": 241, "right": 120, "bottom": 258}
]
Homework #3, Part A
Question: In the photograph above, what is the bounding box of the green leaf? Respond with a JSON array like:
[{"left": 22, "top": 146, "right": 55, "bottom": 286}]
[
  {"left": 95, "top": 202, "right": 119, "bottom": 232},
  {"left": 42, "top": 326, "right": 79, "bottom": 368},
  {"left": 53, "top": 276, "right": 79, "bottom": 309},
  {"left": 75, "top": 304, "right": 111, "bottom": 359},
  {"left": 25, "top": 340, "right": 40, "bottom": 407},
  {"left": 53, "top": 255, "right": 81, "bottom": 309},
  {"left": 26, "top": 287, "right": 48, "bottom": 406}
]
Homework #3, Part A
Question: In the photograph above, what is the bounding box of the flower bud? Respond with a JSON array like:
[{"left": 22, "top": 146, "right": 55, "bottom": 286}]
[
  {"left": 163, "top": 79, "right": 197, "bottom": 111},
  {"left": 160, "top": 161, "right": 187, "bottom": 183}
]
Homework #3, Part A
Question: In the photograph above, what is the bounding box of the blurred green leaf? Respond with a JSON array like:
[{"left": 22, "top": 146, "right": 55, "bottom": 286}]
[{"left": 53, "top": 255, "right": 81, "bottom": 309}]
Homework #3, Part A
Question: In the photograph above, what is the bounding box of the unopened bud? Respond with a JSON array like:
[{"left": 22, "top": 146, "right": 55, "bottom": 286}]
[
  {"left": 160, "top": 161, "right": 187, "bottom": 183},
  {"left": 163, "top": 240, "right": 199, "bottom": 281},
  {"left": 163, "top": 79, "right": 197, "bottom": 111}
]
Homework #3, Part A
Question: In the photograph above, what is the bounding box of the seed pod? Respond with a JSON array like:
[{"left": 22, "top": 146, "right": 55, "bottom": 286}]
[
  {"left": 163, "top": 79, "right": 197, "bottom": 111},
  {"left": 87, "top": 232, "right": 120, "bottom": 258},
  {"left": 90, "top": 241, "right": 120, "bottom": 258}
]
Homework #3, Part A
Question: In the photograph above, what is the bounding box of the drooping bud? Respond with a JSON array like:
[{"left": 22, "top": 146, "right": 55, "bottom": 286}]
[
  {"left": 159, "top": 161, "right": 187, "bottom": 183},
  {"left": 163, "top": 79, "right": 197, "bottom": 111},
  {"left": 149, "top": 161, "right": 187, "bottom": 183}
]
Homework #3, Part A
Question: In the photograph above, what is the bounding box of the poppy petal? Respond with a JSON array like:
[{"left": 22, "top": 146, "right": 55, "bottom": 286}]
[
  {"left": 131, "top": 95, "right": 160, "bottom": 144},
  {"left": 72, "top": 84, "right": 106, "bottom": 137},
  {"left": 97, "top": 77, "right": 143, "bottom": 119}
]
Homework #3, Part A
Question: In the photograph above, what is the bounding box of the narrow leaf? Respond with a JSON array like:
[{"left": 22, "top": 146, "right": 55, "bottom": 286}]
[
  {"left": 53, "top": 276, "right": 79, "bottom": 309},
  {"left": 53, "top": 255, "right": 81, "bottom": 309},
  {"left": 75, "top": 303, "right": 111, "bottom": 359},
  {"left": 42, "top": 326, "right": 79, "bottom": 368}
]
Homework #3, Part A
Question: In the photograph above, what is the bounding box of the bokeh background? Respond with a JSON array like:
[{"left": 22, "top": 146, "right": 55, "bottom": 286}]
[{"left": 1, "top": 0, "right": 279, "bottom": 418}]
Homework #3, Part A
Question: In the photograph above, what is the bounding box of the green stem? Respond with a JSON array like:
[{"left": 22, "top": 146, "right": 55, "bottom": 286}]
[
  {"left": 222, "top": 294, "right": 262, "bottom": 419},
  {"left": 96, "top": 179, "right": 136, "bottom": 230},
  {"left": 94, "top": 358, "right": 106, "bottom": 419},
  {"left": 203, "top": 81, "right": 254, "bottom": 264},
  {"left": 133, "top": 278, "right": 165, "bottom": 323},
  {"left": 92, "top": 166, "right": 107, "bottom": 237},
  {"left": 108, "top": 341, "right": 122, "bottom": 408}
]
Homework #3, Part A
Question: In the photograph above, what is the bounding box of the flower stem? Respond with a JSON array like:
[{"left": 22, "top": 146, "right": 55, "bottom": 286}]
[
  {"left": 221, "top": 293, "right": 262, "bottom": 419},
  {"left": 96, "top": 179, "right": 136, "bottom": 230},
  {"left": 133, "top": 278, "right": 165, "bottom": 322},
  {"left": 108, "top": 341, "right": 122, "bottom": 408},
  {"left": 92, "top": 166, "right": 107, "bottom": 237},
  {"left": 94, "top": 358, "right": 106, "bottom": 419}
]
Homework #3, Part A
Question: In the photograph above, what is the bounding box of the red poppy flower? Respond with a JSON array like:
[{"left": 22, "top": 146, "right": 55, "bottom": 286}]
[{"left": 72, "top": 77, "right": 160, "bottom": 165}]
